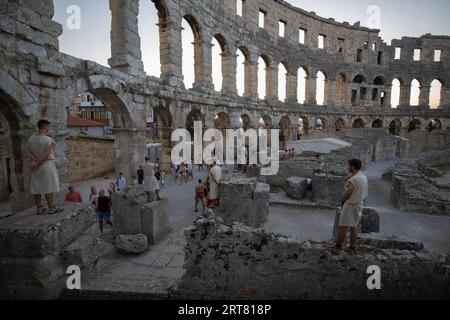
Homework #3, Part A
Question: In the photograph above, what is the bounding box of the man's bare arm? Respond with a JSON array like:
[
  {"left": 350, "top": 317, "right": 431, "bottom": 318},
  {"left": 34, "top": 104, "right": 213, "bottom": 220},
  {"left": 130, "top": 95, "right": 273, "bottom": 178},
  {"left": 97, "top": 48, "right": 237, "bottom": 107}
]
[{"left": 341, "top": 181, "right": 355, "bottom": 206}]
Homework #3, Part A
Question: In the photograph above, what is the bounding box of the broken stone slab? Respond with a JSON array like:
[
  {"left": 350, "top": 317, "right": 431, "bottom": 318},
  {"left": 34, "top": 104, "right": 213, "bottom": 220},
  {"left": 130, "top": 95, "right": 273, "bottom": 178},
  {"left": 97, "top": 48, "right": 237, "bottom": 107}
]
[
  {"left": 61, "top": 234, "right": 113, "bottom": 268},
  {"left": 112, "top": 185, "right": 171, "bottom": 245},
  {"left": 285, "top": 177, "right": 308, "bottom": 200},
  {"left": 312, "top": 174, "right": 347, "bottom": 206},
  {"left": 0, "top": 202, "right": 95, "bottom": 259},
  {"left": 115, "top": 234, "right": 148, "bottom": 254},
  {"left": 358, "top": 234, "right": 425, "bottom": 251}
]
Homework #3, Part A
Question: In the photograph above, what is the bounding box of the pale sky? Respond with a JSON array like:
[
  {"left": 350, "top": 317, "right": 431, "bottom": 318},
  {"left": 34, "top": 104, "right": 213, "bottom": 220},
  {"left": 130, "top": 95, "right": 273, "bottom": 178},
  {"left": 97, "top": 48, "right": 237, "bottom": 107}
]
[{"left": 54, "top": 0, "right": 449, "bottom": 107}]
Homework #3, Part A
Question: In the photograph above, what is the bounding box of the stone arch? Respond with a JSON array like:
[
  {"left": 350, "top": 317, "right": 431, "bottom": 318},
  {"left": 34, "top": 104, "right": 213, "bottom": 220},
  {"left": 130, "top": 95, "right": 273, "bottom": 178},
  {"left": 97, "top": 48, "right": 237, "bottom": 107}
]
[
  {"left": 298, "top": 115, "right": 310, "bottom": 136},
  {"left": 316, "top": 117, "right": 326, "bottom": 130},
  {"left": 429, "top": 79, "right": 444, "bottom": 109},
  {"left": 211, "top": 33, "right": 229, "bottom": 92},
  {"left": 297, "top": 67, "right": 308, "bottom": 104},
  {"left": 278, "top": 61, "right": 289, "bottom": 102},
  {"left": 260, "top": 114, "right": 272, "bottom": 128},
  {"left": 372, "top": 119, "right": 383, "bottom": 128},
  {"left": 316, "top": 70, "right": 327, "bottom": 106},
  {"left": 239, "top": 114, "right": 252, "bottom": 130},
  {"left": 335, "top": 117, "right": 346, "bottom": 131},
  {"left": 353, "top": 74, "right": 367, "bottom": 84},
  {"left": 410, "top": 78, "right": 422, "bottom": 106},
  {"left": 182, "top": 14, "right": 202, "bottom": 89},
  {"left": 389, "top": 118, "right": 402, "bottom": 136},
  {"left": 236, "top": 46, "right": 251, "bottom": 96},
  {"left": 408, "top": 118, "right": 422, "bottom": 132},
  {"left": 390, "top": 77, "right": 402, "bottom": 108},
  {"left": 427, "top": 119, "right": 442, "bottom": 132},
  {"left": 153, "top": 0, "right": 170, "bottom": 21},
  {"left": 258, "top": 55, "right": 270, "bottom": 99},
  {"left": 0, "top": 88, "right": 31, "bottom": 213},
  {"left": 214, "top": 112, "right": 230, "bottom": 129},
  {"left": 352, "top": 118, "right": 365, "bottom": 129},
  {"left": 373, "top": 76, "right": 387, "bottom": 85},
  {"left": 186, "top": 109, "right": 204, "bottom": 137},
  {"left": 183, "top": 14, "right": 202, "bottom": 39}
]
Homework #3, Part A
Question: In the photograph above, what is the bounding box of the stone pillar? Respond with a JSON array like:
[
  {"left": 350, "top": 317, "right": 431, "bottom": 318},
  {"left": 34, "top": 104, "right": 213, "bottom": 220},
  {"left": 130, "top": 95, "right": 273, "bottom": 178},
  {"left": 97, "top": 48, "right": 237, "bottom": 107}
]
[
  {"left": 113, "top": 128, "right": 147, "bottom": 184},
  {"left": 244, "top": 61, "right": 258, "bottom": 99},
  {"left": 441, "top": 87, "right": 450, "bottom": 108},
  {"left": 325, "top": 79, "right": 335, "bottom": 108},
  {"left": 159, "top": 127, "right": 173, "bottom": 171},
  {"left": 221, "top": 52, "right": 237, "bottom": 95},
  {"left": 193, "top": 39, "right": 214, "bottom": 91},
  {"left": 399, "top": 84, "right": 411, "bottom": 107},
  {"left": 305, "top": 75, "right": 317, "bottom": 105},
  {"left": 108, "top": 0, "right": 145, "bottom": 77},
  {"left": 384, "top": 84, "right": 392, "bottom": 108},
  {"left": 266, "top": 65, "right": 278, "bottom": 101},
  {"left": 419, "top": 85, "right": 431, "bottom": 108},
  {"left": 159, "top": 20, "right": 184, "bottom": 86},
  {"left": 286, "top": 72, "right": 298, "bottom": 103}
]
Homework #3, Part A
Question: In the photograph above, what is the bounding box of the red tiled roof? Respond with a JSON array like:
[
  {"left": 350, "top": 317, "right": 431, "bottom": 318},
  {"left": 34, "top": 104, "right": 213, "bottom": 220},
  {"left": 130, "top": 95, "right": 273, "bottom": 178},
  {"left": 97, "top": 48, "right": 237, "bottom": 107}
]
[{"left": 67, "top": 115, "right": 105, "bottom": 127}]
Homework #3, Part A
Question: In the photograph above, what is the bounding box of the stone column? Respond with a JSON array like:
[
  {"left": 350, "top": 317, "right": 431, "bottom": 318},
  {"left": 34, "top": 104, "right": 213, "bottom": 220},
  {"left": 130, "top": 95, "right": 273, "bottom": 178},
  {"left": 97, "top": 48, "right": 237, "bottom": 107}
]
[
  {"left": 266, "top": 65, "right": 279, "bottom": 101},
  {"left": 113, "top": 128, "right": 147, "bottom": 184},
  {"left": 158, "top": 127, "right": 173, "bottom": 171},
  {"left": 305, "top": 75, "right": 317, "bottom": 105},
  {"left": 108, "top": 0, "right": 145, "bottom": 77},
  {"left": 419, "top": 85, "right": 431, "bottom": 109},
  {"left": 399, "top": 84, "right": 411, "bottom": 108},
  {"left": 193, "top": 39, "right": 214, "bottom": 91},
  {"left": 384, "top": 84, "right": 392, "bottom": 108},
  {"left": 159, "top": 20, "right": 184, "bottom": 86},
  {"left": 325, "top": 79, "right": 335, "bottom": 108},
  {"left": 244, "top": 61, "right": 258, "bottom": 99},
  {"left": 441, "top": 86, "right": 449, "bottom": 108},
  {"left": 286, "top": 72, "right": 298, "bottom": 103},
  {"left": 221, "top": 52, "right": 237, "bottom": 95}
]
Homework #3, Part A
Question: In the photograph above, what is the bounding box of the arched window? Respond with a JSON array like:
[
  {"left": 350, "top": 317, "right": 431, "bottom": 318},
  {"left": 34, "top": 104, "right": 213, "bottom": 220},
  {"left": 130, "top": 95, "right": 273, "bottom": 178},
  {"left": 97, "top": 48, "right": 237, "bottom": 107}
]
[
  {"left": 236, "top": 48, "right": 248, "bottom": 96},
  {"left": 278, "top": 63, "right": 288, "bottom": 102},
  {"left": 297, "top": 67, "right": 307, "bottom": 104},
  {"left": 429, "top": 79, "right": 443, "bottom": 109},
  {"left": 390, "top": 78, "right": 401, "bottom": 108},
  {"left": 211, "top": 36, "right": 225, "bottom": 92},
  {"left": 182, "top": 17, "right": 200, "bottom": 89},
  {"left": 139, "top": 0, "right": 160, "bottom": 77},
  {"left": 410, "top": 79, "right": 421, "bottom": 106},
  {"left": 316, "top": 71, "right": 326, "bottom": 105},
  {"left": 258, "top": 56, "right": 269, "bottom": 99}
]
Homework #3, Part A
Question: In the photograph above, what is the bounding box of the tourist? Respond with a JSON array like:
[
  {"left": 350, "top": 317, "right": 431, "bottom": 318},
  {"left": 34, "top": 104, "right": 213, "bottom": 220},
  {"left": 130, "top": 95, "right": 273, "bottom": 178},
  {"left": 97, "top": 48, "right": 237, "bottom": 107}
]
[
  {"left": 65, "top": 186, "right": 82, "bottom": 203},
  {"left": 194, "top": 179, "right": 207, "bottom": 212},
  {"left": 313, "top": 155, "right": 325, "bottom": 175},
  {"left": 137, "top": 166, "right": 144, "bottom": 185},
  {"left": 331, "top": 159, "right": 368, "bottom": 256},
  {"left": 27, "top": 119, "right": 62, "bottom": 215},
  {"left": 89, "top": 186, "right": 98, "bottom": 206},
  {"left": 187, "top": 161, "right": 194, "bottom": 181},
  {"left": 291, "top": 148, "right": 297, "bottom": 158},
  {"left": 207, "top": 162, "right": 222, "bottom": 208},
  {"left": 142, "top": 157, "right": 161, "bottom": 202},
  {"left": 116, "top": 172, "right": 126, "bottom": 191},
  {"left": 197, "top": 162, "right": 204, "bottom": 172},
  {"left": 155, "top": 158, "right": 163, "bottom": 188},
  {"left": 96, "top": 189, "right": 113, "bottom": 233},
  {"left": 108, "top": 183, "right": 116, "bottom": 194},
  {"left": 179, "top": 162, "right": 188, "bottom": 184}
]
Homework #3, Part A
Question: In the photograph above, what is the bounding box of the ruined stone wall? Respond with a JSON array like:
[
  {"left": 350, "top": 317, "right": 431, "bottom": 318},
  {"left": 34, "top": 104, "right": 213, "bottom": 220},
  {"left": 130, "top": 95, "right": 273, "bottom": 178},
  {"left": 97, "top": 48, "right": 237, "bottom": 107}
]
[
  {"left": 176, "top": 212, "right": 450, "bottom": 300},
  {"left": 65, "top": 138, "right": 115, "bottom": 183}
]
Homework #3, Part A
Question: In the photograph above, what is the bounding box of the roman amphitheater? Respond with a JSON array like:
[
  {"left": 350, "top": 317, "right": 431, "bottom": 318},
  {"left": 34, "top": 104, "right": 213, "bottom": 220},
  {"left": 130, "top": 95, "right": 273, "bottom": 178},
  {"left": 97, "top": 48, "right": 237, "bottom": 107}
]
[{"left": 0, "top": 0, "right": 449, "bottom": 300}]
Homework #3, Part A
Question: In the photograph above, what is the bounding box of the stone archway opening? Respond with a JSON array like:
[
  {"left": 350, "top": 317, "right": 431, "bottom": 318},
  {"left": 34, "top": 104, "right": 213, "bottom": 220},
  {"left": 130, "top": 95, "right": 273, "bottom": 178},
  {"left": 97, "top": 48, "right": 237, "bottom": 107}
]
[
  {"left": 0, "top": 89, "right": 30, "bottom": 214},
  {"left": 335, "top": 117, "right": 346, "bottom": 131},
  {"left": 153, "top": 105, "right": 173, "bottom": 170},
  {"left": 279, "top": 116, "right": 292, "bottom": 149},
  {"left": 427, "top": 119, "right": 442, "bottom": 132},
  {"left": 372, "top": 119, "right": 383, "bottom": 128},
  {"left": 408, "top": 119, "right": 422, "bottom": 132},
  {"left": 389, "top": 119, "right": 402, "bottom": 136},
  {"left": 352, "top": 118, "right": 365, "bottom": 129}
]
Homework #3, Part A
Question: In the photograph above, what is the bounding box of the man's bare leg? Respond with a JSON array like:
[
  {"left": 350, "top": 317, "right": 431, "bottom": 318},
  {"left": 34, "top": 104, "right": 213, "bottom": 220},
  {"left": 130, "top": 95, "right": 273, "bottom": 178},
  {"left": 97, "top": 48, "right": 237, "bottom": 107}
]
[
  {"left": 155, "top": 190, "right": 161, "bottom": 201},
  {"left": 348, "top": 227, "right": 358, "bottom": 255},
  {"left": 45, "top": 193, "right": 54, "bottom": 209},
  {"left": 146, "top": 191, "right": 152, "bottom": 202},
  {"left": 34, "top": 195, "right": 43, "bottom": 214},
  {"left": 331, "top": 227, "right": 347, "bottom": 255}
]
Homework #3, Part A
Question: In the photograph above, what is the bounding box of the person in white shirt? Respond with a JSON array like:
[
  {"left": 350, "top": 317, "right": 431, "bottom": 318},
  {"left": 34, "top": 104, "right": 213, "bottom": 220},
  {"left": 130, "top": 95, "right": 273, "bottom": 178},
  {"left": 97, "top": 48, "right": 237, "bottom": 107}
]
[
  {"left": 332, "top": 159, "right": 368, "bottom": 256},
  {"left": 116, "top": 172, "right": 126, "bottom": 191},
  {"left": 207, "top": 162, "right": 222, "bottom": 208}
]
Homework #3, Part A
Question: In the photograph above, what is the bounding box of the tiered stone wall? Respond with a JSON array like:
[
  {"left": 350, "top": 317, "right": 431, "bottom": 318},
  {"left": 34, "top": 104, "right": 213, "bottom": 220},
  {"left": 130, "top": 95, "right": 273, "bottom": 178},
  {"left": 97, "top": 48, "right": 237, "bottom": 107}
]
[{"left": 66, "top": 138, "right": 115, "bottom": 183}]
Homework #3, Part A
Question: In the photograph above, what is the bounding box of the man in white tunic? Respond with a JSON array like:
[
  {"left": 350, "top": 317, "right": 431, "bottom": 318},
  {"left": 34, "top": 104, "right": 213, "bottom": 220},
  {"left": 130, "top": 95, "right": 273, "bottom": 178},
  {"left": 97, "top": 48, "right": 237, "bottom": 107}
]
[
  {"left": 27, "top": 119, "right": 61, "bottom": 215},
  {"left": 208, "top": 162, "right": 222, "bottom": 208},
  {"left": 142, "top": 157, "right": 161, "bottom": 202},
  {"left": 332, "top": 159, "right": 368, "bottom": 256}
]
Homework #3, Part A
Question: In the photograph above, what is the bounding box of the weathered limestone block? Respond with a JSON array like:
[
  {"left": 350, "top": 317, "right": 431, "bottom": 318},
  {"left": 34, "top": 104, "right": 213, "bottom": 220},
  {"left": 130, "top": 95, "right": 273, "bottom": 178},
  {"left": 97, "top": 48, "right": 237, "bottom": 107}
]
[
  {"left": 360, "top": 208, "right": 380, "bottom": 234},
  {"left": 115, "top": 234, "right": 148, "bottom": 254},
  {"left": 112, "top": 185, "right": 171, "bottom": 244},
  {"left": 285, "top": 177, "right": 308, "bottom": 200},
  {"left": 177, "top": 211, "right": 450, "bottom": 300},
  {"left": 219, "top": 177, "right": 270, "bottom": 228},
  {"left": 0, "top": 203, "right": 95, "bottom": 259},
  {"left": 0, "top": 203, "right": 96, "bottom": 299},
  {"left": 61, "top": 234, "right": 112, "bottom": 268},
  {"left": 312, "top": 174, "right": 347, "bottom": 206}
]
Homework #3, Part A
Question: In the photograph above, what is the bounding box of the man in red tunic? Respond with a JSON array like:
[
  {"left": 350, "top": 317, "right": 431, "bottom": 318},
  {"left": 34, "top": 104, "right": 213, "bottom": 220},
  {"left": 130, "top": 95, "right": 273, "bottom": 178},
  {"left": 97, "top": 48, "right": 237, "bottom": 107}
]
[{"left": 65, "top": 186, "right": 82, "bottom": 203}]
